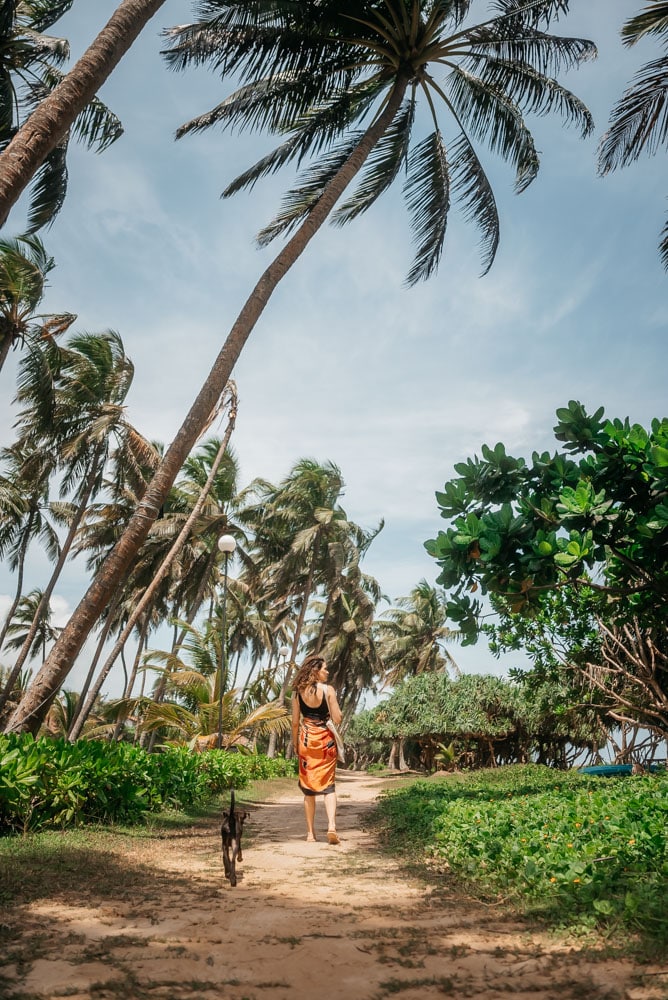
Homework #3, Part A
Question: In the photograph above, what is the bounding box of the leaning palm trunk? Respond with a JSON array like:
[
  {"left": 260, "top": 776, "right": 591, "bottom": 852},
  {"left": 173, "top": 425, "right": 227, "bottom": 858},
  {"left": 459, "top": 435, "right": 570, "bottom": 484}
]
[
  {"left": 6, "top": 82, "right": 408, "bottom": 735},
  {"left": 66, "top": 593, "right": 121, "bottom": 738},
  {"left": 69, "top": 385, "right": 237, "bottom": 741},
  {"left": 0, "top": 0, "right": 167, "bottom": 230}
]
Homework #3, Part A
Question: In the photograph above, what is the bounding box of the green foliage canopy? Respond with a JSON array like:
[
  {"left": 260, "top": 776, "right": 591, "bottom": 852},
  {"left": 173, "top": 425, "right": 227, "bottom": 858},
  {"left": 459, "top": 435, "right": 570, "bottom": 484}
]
[{"left": 425, "top": 401, "right": 668, "bottom": 645}]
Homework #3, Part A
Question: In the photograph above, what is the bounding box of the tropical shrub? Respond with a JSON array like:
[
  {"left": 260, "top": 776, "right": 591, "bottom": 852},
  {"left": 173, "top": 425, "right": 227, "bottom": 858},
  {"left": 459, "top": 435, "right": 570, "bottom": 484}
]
[
  {"left": 0, "top": 734, "right": 296, "bottom": 833},
  {"left": 374, "top": 764, "right": 668, "bottom": 947}
]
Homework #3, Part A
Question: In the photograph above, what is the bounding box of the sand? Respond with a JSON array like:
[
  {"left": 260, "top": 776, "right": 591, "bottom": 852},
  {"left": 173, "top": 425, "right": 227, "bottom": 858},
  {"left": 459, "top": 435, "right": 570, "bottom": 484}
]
[{"left": 2, "top": 770, "right": 666, "bottom": 1000}]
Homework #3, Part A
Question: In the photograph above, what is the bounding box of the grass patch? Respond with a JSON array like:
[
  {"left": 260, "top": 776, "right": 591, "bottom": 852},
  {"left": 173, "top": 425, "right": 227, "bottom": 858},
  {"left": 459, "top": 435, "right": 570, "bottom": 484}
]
[
  {"left": 0, "top": 772, "right": 294, "bottom": 910},
  {"left": 371, "top": 764, "right": 668, "bottom": 959}
]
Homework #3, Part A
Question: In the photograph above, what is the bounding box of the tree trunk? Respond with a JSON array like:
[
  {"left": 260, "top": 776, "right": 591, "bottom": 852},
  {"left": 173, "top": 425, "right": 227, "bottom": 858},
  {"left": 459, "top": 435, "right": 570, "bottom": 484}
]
[
  {"left": 0, "top": 331, "right": 12, "bottom": 372},
  {"left": 70, "top": 383, "right": 238, "bottom": 743},
  {"left": 66, "top": 594, "right": 120, "bottom": 738},
  {"left": 5, "top": 80, "right": 408, "bottom": 734},
  {"left": 0, "top": 0, "right": 167, "bottom": 229},
  {"left": 69, "top": 603, "right": 151, "bottom": 742},
  {"left": 398, "top": 737, "right": 408, "bottom": 772}
]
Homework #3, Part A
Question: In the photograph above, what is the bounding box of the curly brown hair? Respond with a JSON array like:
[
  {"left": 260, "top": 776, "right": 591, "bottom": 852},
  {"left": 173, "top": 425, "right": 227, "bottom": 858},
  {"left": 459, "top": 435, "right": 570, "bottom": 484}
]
[{"left": 291, "top": 655, "right": 326, "bottom": 694}]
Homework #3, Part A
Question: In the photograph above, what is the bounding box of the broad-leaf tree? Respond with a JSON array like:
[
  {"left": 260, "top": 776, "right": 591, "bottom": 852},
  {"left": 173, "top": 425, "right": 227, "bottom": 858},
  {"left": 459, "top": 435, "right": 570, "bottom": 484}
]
[
  {"left": 7, "top": 0, "right": 595, "bottom": 733},
  {"left": 425, "top": 401, "right": 668, "bottom": 734}
]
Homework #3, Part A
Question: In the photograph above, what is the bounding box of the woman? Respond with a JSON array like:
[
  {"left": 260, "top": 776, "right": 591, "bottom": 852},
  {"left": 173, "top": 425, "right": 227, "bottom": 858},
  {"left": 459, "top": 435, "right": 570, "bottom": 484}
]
[{"left": 291, "top": 655, "right": 343, "bottom": 844}]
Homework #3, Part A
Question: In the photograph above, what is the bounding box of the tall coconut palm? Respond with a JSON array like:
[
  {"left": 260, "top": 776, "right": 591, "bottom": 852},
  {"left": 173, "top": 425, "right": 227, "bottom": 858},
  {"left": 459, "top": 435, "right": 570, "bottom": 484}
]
[
  {"left": 0, "top": 442, "right": 58, "bottom": 648},
  {"left": 0, "top": 234, "right": 77, "bottom": 372},
  {"left": 7, "top": 0, "right": 595, "bottom": 734},
  {"left": 256, "top": 459, "right": 350, "bottom": 666},
  {"left": 69, "top": 390, "right": 240, "bottom": 741},
  {"left": 0, "top": 442, "right": 60, "bottom": 712},
  {"left": 376, "top": 579, "right": 460, "bottom": 687},
  {"left": 598, "top": 2, "right": 668, "bottom": 268},
  {"left": 0, "top": 0, "right": 124, "bottom": 230},
  {"left": 126, "top": 619, "right": 290, "bottom": 747},
  {"left": 0, "top": 0, "right": 165, "bottom": 229},
  {"left": 3, "top": 588, "right": 62, "bottom": 662},
  {"left": 307, "top": 568, "right": 384, "bottom": 719},
  {"left": 7, "top": 330, "right": 154, "bottom": 686}
]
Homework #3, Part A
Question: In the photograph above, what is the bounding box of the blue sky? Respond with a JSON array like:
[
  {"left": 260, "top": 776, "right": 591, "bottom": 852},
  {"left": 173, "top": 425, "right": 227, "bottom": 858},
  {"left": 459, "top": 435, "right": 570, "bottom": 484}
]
[{"left": 1, "top": 1, "right": 666, "bottom": 696}]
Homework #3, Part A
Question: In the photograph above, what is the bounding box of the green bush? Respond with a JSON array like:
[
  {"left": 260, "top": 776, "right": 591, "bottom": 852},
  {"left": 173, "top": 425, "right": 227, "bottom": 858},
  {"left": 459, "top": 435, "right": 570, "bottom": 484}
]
[
  {"left": 0, "top": 735, "right": 297, "bottom": 833},
  {"left": 374, "top": 764, "right": 668, "bottom": 947}
]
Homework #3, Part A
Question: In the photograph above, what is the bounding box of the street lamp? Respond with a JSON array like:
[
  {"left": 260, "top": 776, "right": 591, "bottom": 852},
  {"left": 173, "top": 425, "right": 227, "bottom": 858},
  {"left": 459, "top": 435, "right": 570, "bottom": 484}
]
[
  {"left": 217, "top": 533, "right": 237, "bottom": 750},
  {"left": 278, "top": 643, "right": 290, "bottom": 684}
]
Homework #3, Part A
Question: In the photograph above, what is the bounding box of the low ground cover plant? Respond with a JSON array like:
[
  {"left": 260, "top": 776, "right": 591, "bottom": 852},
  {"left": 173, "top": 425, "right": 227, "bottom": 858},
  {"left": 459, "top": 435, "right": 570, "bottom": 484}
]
[
  {"left": 0, "top": 734, "right": 296, "bottom": 833},
  {"left": 373, "top": 764, "right": 667, "bottom": 950}
]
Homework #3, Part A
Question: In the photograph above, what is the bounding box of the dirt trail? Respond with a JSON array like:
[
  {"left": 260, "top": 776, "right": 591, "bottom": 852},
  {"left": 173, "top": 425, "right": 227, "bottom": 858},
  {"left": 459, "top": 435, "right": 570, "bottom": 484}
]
[{"left": 3, "top": 771, "right": 666, "bottom": 1000}]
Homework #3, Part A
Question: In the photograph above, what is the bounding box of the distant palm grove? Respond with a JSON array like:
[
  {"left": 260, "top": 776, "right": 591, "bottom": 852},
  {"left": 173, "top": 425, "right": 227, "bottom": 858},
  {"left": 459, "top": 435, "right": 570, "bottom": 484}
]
[{"left": 0, "top": 1, "right": 667, "bottom": 771}]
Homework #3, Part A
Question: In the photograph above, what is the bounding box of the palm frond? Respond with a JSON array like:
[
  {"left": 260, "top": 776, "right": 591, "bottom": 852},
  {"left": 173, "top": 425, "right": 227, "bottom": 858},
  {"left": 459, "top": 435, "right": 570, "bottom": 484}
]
[
  {"left": 470, "top": 56, "right": 593, "bottom": 136},
  {"left": 465, "top": 20, "right": 595, "bottom": 77},
  {"left": 25, "top": 139, "right": 68, "bottom": 232},
  {"left": 71, "top": 94, "right": 124, "bottom": 153},
  {"left": 447, "top": 66, "right": 539, "bottom": 193},
  {"left": 621, "top": 3, "right": 668, "bottom": 46},
  {"left": 22, "top": 28, "right": 70, "bottom": 67},
  {"left": 403, "top": 130, "right": 450, "bottom": 286},
  {"left": 256, "top": 133, "right": 362, "bottom": 246},
  {"left": 332, "top": 97, "right": 415, "bottom": 224},
  {"left": 660, "top": 214, "right": 668, "bottom": 270},
  {"left": 598, "top": 55, "right": 668, "bottom": 172},
  {"left": 24, "top": 0, "right": 75, "bottom": 33},
  {"left": 221, "top": 79, "right": 384, "bottom": 198},
  {"left": 448, "top": 131, "right": 499, "bottom": 275}
]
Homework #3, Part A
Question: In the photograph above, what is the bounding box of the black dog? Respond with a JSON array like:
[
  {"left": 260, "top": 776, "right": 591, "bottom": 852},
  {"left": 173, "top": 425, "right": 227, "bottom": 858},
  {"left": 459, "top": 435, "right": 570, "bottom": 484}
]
[{"left": 221, "top": 790, "right": 248, "bottom": 887}]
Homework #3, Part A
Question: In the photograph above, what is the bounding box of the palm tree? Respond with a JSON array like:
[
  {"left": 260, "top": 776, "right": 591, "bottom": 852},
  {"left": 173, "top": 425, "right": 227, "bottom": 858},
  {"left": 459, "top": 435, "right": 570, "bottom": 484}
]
[
  {"left": 123, "top": 619, "right": 290, "bottom": 748},
  {"left": 68, "top": 387, "right": 239, "bottom": 740},
  {"left": 7, "top": 1, "right": 596, "bottom": 733},
  {"left": 256, "top": 460, "right": 351, "bottom": 665},
  {"left": 0, "top": 0, "right": 165, "bottom": 229},
  {"left": 3, "top": 588, "right": 62, "bottom": 662},
  {"left": 0, "top": 442, "right": 60, "bottom": 713},
  {"left": 0, "top": 0, "right": 124, "bottom": 230},
  {"left": 376, "top": 579, "right": 460, "bottom": 687},
  {"left": 598, "top": 2, "right": 668, "bottom": 268},
  {"left": 0, "top": 235, "right": 77, "bottom": 372},
  {"left": 7, "top": 330, "right": 154, "bottom": 687},
  {"left": 308, "top": 570, "right": 384, "bottom": 719},
  {"left": 0, "top": 442, "right": 57, "bottom": 649}
]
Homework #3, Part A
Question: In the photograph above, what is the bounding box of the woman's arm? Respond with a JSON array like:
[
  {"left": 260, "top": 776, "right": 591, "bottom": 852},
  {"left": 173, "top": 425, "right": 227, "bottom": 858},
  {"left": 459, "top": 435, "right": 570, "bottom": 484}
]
[
  {"left": 326, "top": 685, "right": 343, "bottom": 727},
  {"left": 291, "top": 694, "right": 300, "bottom": 748}
]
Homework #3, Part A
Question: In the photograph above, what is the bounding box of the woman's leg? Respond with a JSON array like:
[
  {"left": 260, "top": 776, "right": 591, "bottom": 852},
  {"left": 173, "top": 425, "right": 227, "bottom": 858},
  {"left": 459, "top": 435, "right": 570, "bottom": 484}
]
[
  {"left": 303, "top": 794, "right": 316, "bottom": 841},
  {"left": 324, "top": 790, "right": 338, "bottom": 841}
]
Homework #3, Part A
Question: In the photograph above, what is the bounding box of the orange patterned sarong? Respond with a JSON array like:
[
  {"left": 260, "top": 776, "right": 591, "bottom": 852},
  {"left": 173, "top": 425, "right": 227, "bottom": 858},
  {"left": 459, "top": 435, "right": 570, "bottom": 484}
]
[{"left": 298, "top": 720, "right": 337, "bottom": 795}]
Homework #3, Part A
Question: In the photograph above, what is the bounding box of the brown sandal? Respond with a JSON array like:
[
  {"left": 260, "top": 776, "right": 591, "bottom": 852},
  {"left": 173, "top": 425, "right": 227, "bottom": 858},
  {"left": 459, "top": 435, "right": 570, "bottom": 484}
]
[{"left": 327, "top": 830, "right": 340, "bottom": 845}]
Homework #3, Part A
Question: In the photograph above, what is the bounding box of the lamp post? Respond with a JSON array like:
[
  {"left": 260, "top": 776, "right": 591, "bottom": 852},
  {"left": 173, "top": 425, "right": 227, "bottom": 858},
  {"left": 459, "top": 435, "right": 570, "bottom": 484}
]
[
  {"left": 278, "top": 643, "right": 290, "bottom": 689},
  {"left": 217, "top": 533, "right": 236, "bottom": 750}
]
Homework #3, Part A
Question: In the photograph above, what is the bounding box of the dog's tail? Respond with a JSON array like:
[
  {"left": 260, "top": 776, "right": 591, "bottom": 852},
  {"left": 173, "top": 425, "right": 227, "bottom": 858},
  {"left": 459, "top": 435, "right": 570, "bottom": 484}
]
[{"left": 229, "top": 789, "right": 236, "bottom": 839}]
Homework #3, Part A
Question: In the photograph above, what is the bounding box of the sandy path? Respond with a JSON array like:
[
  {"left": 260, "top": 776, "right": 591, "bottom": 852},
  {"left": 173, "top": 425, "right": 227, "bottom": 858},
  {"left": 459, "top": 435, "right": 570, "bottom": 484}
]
[{"left": 2, "top": 771, "right": 666, "bottom": 1000}]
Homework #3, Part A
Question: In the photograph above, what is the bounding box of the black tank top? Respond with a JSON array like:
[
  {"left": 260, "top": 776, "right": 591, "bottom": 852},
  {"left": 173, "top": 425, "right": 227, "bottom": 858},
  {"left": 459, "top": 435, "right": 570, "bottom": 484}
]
[{"left": 298, "top": 685, "right": 330, "bottom": 723}]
